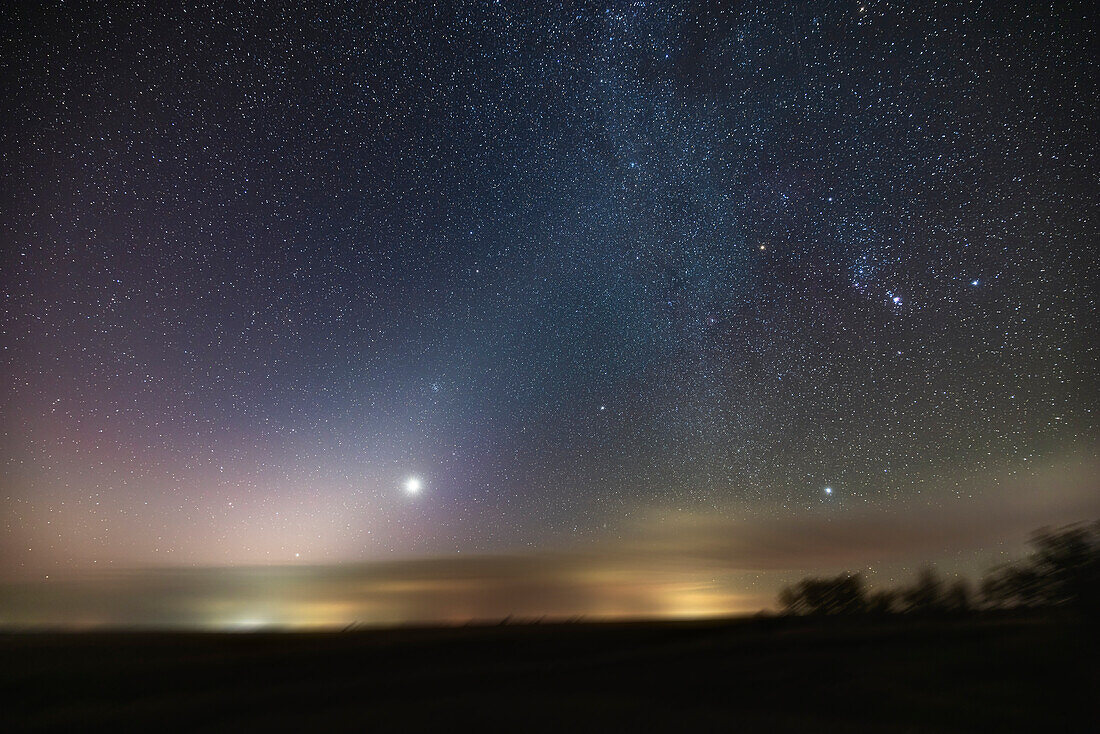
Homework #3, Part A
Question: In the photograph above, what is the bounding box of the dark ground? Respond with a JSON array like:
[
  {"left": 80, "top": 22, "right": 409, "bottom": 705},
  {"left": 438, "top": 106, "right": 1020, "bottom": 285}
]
[{"left": 1, "top": 613, "right": 1094, "bottom": 732}]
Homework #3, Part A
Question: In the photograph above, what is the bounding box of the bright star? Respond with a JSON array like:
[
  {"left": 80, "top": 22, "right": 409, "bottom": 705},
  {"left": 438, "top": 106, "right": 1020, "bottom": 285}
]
[
  {"left": 824, "top": 486, "right": 833, "bottom": 496},
  {"left": 971, "top": 279, "right": 979, "bottom": 286},
  {"left": 404, "top": 477, "right": 422, "bottom": 495}
]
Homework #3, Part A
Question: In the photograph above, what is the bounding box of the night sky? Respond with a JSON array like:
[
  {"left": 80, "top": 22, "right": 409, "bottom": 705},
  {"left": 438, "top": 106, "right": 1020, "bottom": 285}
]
[{"left": 2, "top": 1, "right": 1097, "bottom": 627}]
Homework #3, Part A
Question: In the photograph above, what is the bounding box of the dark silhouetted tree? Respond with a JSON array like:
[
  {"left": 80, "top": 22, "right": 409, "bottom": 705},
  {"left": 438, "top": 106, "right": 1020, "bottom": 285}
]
[
  {"left": 981, "top": 565, "right": 1046, "bottom": 609},
  {"left": 866, "top": 589, "right": 898, "bottom": 615},
  {"left": 943, "top": 579, "right": 971, "bottom": 613},
  {"left": 775, "top": 520, "right": 1098, "bottom": 621},
  {"left": 901, "top": 566, "right": 945, "bottom": 614},
  {"left": 981, "top": 521, "right": 1099, "bottom": 617},
  {"left": 779, "top": 574, "right": 867, "bottom": 615}
]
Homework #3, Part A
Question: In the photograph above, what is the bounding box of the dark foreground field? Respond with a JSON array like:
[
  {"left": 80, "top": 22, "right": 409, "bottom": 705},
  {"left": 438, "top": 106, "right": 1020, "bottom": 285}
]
[{"left": 2, "top": 614, "right": 1094, "bottom": 732}]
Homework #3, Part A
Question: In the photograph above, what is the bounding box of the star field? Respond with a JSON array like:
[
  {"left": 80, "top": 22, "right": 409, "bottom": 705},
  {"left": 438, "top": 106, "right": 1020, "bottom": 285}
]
[{"left": 1, "top": 1, "right": 1096, "bottom": 580}]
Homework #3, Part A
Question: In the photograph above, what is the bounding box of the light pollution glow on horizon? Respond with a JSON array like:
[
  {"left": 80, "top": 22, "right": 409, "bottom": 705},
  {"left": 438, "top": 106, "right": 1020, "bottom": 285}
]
[{"left": 3, "top": 452, "right": 1096, "bottom": 629}]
